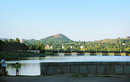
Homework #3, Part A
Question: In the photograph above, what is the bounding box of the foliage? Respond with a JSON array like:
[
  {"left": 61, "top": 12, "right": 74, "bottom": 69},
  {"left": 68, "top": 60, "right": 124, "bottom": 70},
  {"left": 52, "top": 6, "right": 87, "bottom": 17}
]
[
  {"left": 0, "top": 52, "right": 46, "bottom": 61},
  {"left": 0, "top": 38, "right": 28, "bottom": 52},
  {"left": 0, "top": 36, "right": 130, "bottom": 53},
  {"left": 72, "top": 73, "right": 88, "bottom": 77}
]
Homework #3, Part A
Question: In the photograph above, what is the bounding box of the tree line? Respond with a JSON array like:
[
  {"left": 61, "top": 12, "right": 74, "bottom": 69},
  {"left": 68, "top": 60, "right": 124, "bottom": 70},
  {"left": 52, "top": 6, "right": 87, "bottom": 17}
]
[
  {"left": 0, "top": 38, "right": 28, "bottom": 52},
  {"left": 0, "top": 38, "right": 130, "bottom": 52},
  {"left": 44, "top": 40, "right": 130, "bottom": 52}
]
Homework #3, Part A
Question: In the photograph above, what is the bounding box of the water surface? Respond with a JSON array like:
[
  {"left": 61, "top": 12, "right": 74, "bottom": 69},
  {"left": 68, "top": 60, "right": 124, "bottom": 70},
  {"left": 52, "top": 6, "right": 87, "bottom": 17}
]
[{"left": 6, "top": 56, "right": 130, "bottom": 76}]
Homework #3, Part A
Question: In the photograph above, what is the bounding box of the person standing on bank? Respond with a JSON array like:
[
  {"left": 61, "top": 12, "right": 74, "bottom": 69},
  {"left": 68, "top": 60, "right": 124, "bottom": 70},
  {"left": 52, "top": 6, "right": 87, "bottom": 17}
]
[
  {"left": 1, "top": 57, "right": 5, "bottom": 64},
  {"left": 1, "top": 61, "right": 7, "bottom": 76},
  {"left": 1, "top": 57, "right": 5, "bottom": 69},
  {"left": 15, "top": 62, "right": 21, "bottom": 76}
]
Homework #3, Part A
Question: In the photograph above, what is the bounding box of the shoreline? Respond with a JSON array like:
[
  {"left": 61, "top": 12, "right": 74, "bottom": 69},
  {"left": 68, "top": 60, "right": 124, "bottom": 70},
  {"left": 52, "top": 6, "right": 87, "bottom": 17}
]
[{"left": 1, "top": 74, "right": 130, "bottom": 82}]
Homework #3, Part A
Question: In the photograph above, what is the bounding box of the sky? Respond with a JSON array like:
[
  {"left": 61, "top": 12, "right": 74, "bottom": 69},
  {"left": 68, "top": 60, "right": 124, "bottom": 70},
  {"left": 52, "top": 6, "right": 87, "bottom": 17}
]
[{"left": 0, "top": 0, "right": 130, "bottom": 41}]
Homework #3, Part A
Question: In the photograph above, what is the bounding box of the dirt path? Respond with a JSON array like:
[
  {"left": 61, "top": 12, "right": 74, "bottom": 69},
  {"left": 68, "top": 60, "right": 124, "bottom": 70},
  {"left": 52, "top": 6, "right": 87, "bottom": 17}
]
[{"left": 0, "top": 75, "right": 130, "bottom": 82}]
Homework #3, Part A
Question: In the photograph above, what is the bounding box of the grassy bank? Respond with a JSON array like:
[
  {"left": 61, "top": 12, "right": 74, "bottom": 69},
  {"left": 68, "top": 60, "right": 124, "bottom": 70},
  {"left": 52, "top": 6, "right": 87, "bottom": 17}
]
[{"left": 0, "top": 52, "right": 54, "bottom": 61}]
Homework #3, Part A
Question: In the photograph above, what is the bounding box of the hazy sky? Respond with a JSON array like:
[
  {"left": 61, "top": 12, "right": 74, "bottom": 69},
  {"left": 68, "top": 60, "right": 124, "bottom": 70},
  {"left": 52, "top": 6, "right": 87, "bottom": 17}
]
[{"left": 0, "top": 0, "right": 130, "bottom": 41}]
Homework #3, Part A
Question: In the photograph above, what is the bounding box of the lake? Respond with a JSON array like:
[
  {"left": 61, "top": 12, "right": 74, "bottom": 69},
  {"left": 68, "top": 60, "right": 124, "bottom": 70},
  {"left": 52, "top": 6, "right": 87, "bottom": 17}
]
[{"left": 6, "top": 56, "right": 130, "bottom": 76}]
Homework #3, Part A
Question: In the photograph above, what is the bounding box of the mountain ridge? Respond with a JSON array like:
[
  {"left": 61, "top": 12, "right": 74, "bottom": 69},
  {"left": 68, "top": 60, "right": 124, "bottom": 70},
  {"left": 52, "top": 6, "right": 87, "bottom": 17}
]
[
  {"left": 40, "top": 33, "right": 72, "bottom": 44},
  {"left": 41, "top": 33, "right": 70, "bottom": 40},
  {"left": 1, "top": 34, "right": 130, "bottom": 45}
]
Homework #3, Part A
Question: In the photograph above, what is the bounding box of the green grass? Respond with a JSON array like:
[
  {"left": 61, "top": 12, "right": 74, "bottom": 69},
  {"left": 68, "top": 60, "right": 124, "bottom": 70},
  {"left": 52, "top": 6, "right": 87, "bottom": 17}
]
[
  {"left": 80, "top": 73, "right": 88, "bottom": 77},
  {"left": 72, "top": 73, "right": 88, "bottom": 77},
  {"left": 0, "top": 51, "right": 50, "bottom": 61},
  {"left": 72, "top": 73, "right": 79, "bottom": 77}
]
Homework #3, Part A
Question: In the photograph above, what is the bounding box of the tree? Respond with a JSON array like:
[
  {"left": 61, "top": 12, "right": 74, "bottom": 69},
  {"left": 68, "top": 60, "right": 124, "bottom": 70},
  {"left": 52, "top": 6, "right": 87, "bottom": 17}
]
[{"left": 16, "top": 38, "right": 20, "bottom": 43}]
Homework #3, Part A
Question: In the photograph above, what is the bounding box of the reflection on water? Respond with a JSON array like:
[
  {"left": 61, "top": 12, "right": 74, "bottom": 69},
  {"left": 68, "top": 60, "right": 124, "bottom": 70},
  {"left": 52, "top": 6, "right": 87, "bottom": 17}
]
[
  {"left": 7, "top": 63, "right": 40, "bottom": 76},
  {"left": 6, "top": 56, "right": 130, "bottom": 76}
]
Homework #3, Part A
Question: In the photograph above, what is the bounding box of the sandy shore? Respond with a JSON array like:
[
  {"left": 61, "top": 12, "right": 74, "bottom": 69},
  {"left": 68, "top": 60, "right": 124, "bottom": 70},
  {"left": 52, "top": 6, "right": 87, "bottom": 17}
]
[{"left": 0, "top": 74, "right": 130, "bottom": 82}]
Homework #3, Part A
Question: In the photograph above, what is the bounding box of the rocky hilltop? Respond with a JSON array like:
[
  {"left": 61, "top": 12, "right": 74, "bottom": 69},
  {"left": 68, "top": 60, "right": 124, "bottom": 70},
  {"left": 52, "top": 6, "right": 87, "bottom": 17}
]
[{"left": 40, "top": 33, "right": 72, "bottom": 44}]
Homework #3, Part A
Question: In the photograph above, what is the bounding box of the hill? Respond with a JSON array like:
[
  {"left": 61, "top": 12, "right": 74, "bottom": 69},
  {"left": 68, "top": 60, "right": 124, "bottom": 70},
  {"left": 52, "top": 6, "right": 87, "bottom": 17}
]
[
  {"left": 94, "top": 37, "right": 130, "bottom": 44},
  {"left": 41, "top": 34, "right": 73, "bottom": 44},
  {"left": 23, "top": 39, "right": 40, "bottom": 45},
  {"left": 1, "top": 35, "right": 130, "bottom": 46}
]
